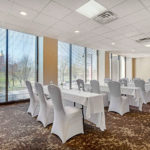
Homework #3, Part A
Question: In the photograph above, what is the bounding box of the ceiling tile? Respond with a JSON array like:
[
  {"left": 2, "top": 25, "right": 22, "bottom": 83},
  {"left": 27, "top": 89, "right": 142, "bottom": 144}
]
[
  {"left": 62, "top": 12, "right": 88, "bottom": 26},
  {"left": 13, "top": 0, "right": 51, "bottom": 11},
  {"left": 34, "top": 13, "right": 59, "bottom": 26},
  {"left": 54, "top": 0, "right": 88, "bottom": 10},
  {"left": 110, "top": 0, "right": 144, "bottom": 18},
  {"left": 42, "top": 1, "right": 72, "bottom": 19},
  {"left": 96, "top": 0, "right": 125, "bottom": 9}
]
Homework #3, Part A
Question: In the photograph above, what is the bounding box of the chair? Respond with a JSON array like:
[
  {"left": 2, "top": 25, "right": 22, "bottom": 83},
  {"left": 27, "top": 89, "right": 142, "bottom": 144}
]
[
  {"left": 119, "top": 78, "right": 128, "bottom": 86},
  {"left": 104, "top": 78, "right": 111, "bottom": 84},
  {"left": 134, "top": 79, "right": 150, "bottom": 104},
  {"left": 90, "top": 80, "right": 109, "bottom": 107},
  {"left": 26, "top": 81, "right": 39, "bottom": 117},
  {"left": 108, "top": 81, "right": 129, "bottom": 115},
  {"left": 48, "top": 84, "right": 83, "bottom": 143},
  {"left": 35, "top": 82, "right": 54, "bottom": 127},
  {"left": 76, "top": 79, "right": 85, "bottom": 91}
]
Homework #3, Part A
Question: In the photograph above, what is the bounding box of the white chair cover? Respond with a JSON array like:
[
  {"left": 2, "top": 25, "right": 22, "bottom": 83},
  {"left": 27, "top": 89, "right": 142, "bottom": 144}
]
[
  {"left": 35, "top": 83, "right": 54, "bottom": 127},
  {"left": 48, "top": 84, "right": 84, "bottom": 143},
  {"left": 119, "top": 78, "right": 128, "bottom": 86},
  {"left": 104, "top": 78, "right": 111, "bottom": 84},
  {"left": 76, "top": 79, "right": 85, "bottom": 91},
  {"left": 90, "top": 80, "right": 109, "bottom": 107},
  {"left": 134, "top": 79, "right": 150, "bottom": 104},
  {"left": 108, "top": 81, "right": 129, "bottom": 115},
  {"left": 26, "top": 81, "right": 39, "bottom": 117}
]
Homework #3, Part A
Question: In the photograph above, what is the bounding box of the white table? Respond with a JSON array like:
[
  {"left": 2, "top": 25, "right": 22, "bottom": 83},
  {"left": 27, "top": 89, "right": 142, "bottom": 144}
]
[
  {"left": 43, "top": 86, "right": 106, "bottom": 131},
  {"left": 128, "top": 82, "right": 150, "bottom": 91},
  {"left": 85, "top": 84, "right": 143, "bottom": 111}
]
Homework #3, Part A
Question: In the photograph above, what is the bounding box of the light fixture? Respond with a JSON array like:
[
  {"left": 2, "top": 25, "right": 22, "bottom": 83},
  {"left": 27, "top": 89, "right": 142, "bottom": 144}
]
[
  {"left": 20, "top": 11, "right": 27, "bottom": 16},
  {"left": 111, "top": 42, "right": 115, "bottom": 45},
  {"left": 74, "top": 30, "right": 80, "bottom": 34},
  {"left": 76, "top": 0, "right": 107, "bottom": 18},
  {"left": 145, "top": 44, "right": 150, "bottom": 47}
]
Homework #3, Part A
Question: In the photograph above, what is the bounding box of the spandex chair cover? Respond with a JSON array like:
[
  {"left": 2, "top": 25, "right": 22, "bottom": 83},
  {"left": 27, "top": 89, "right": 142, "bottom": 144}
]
[
  {"left": 76, "top": 79, "right": 85, "bottom": 91},
  {"left": 134, "top": 79, "right": 150, "bottom": 104},
  {"left": 35, "top": 83, "right": 54, "bottom": 127},
  {"left": 119, "top": 78, "right": 128, "bottom": 86},
  {"left": 26, "top": 81, "right": 39, "bottom": 117},
  {"left": 108, "top": 81, "right": 129, "bottom": 115},
  {"left": 90, "top": 80, "right": 109, "bottom": 107},
  {"left": 48, "top": 84, "right": 84, "bottom": 143}
]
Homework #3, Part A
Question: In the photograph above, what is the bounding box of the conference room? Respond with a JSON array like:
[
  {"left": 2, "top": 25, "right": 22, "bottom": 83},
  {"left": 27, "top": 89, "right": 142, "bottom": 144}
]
[{"left": 1, "top": 0, "right": 150, "bottom": 149}]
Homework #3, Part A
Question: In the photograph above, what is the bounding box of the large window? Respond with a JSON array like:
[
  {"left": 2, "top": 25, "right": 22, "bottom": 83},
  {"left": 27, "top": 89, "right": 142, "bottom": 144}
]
[
  {"left": 72, "top": 45, "right": 85, "bottom": 88},
  {"left": 58, "top": 41, "right": 69, "bottom": 88},
  {"left": 58, "top": 41, "right": 98, "bottom": 89},
  {"left": 87, "top": 48, "right": 97, "bottom": 82},
  {"left": 120, "top": 56, "right": 125, "bottom": 79},
  {"left": 0, "top": 29, "right": 6, "bottom": 102},
  {"left": 8, "top": 30, "right": 36, "bottom": 101},
  {"left": 0, "top": 28, "right": 37, "bottom": 103}
]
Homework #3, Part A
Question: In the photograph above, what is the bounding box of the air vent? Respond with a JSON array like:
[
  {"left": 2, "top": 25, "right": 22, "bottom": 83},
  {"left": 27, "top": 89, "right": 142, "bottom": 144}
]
[
  {"left": 136, "top": 37, "right": 150, "bottom": 43},
  {"left": 93, "top": 11, "right": 118, "bottom": 24}
]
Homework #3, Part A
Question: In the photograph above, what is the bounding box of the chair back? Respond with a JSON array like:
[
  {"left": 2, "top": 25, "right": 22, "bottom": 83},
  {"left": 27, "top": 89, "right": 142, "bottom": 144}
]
[
  {"left": 104, "top": 78, "right": 111, "bottom": 84},
  {"left": 134, "top": 79, "right": 145, "bottom": 91},
  {"left": 90, "top": 80, "right": 100, "bottom": 94},
  {"left": 108, "top": 81, "right": 121, "bottom": 99},
  {"left": 35, "top": 82, "right": 46, "bottom": 106},
  {"left": 76, "top": 79, "right": 85, "bottom": 91},
  {"left": 48, "top": 84, "right": 65, "bottom": 114},
  {"left": 119, "top": 78, "right": 127, "bottom": 86},
  {"left": 26, "top": 81, "right": 35, "bottom": 102}
]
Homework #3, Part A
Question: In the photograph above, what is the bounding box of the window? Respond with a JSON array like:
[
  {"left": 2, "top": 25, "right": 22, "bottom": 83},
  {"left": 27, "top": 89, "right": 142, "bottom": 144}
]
[
  {"left": 8, "top": 31, "right": 36, "bottom": 101},
  {"left": 120, "top": 56, "right": 125, "bottom": 79},
  {"left": 72, "top": 45, "right": 85, "bottom": 88},
  {"left": 8, "top": 30, "right": 36, "bottom": 101},
  {"left": 111, "top": 54, "right": 119, "bottom": 81},
  {"left": 0, "top": 28, "right": 6, "bottom": 102},
  {"left": 87, "top": 48, "right": 97, "bottom": 82},
  {"left": 58, "top": 41, "right": 70, "bottom": 88},
  {"left": 58, "top": 41, "right": 98, "bottom": 89}
]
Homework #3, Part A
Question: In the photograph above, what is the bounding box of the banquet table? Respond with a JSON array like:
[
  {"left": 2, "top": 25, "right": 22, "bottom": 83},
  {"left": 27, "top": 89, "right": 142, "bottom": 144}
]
[
  {"left": 128, "top": 82, "right": 150, "bottom": 91},
  {"left": 43, "top": 86, "right": 106, "bottom": 131},
  {"left": 85, "top": 84, "right": 144, "bottom": 111}
]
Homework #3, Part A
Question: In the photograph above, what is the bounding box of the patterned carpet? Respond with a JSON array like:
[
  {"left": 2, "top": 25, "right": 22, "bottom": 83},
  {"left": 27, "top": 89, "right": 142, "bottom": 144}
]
[{"left": 1, "top": 102, "right": 150, "bottom": 150}]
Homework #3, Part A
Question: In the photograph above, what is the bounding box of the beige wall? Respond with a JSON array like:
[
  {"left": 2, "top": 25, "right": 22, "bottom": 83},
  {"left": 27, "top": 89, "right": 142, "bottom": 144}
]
[
  {"left": 135, "top": 57, "right": 150, "bottom": 81},
  {"left": 43, "top": 37, "right": 58, "bottom": 85}
]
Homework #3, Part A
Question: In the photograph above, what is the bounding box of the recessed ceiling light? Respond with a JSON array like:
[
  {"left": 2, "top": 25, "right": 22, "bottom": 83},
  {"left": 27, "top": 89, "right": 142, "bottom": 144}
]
[
  {"left": 145, "top": 44, "right": 150, "bottom": 47},
  {"left": 112, "top": 42, "right": 115, "bottom": 45},
  {"left": 76, "top": 0, "right": 107, "bottom": 18},
  {"left": 20, "top": 11, "right": 27, "bottom": 16},
  {"left": 74, "top": 30, "right": 80, "bottom": 34}
]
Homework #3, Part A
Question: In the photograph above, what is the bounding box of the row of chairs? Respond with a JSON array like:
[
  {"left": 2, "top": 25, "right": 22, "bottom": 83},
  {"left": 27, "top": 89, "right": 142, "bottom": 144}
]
[
  {"left": 76, "top": 79, "right": 129, "bottom": 115},
  {"left": 26, "top": 81, "right": 84, "bottom": 143}
]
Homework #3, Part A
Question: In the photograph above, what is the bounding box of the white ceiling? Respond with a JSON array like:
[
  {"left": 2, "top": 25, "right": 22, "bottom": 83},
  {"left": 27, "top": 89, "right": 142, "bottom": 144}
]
[{"left": 1, "top": 0, "right": 150, "bottom": 57}]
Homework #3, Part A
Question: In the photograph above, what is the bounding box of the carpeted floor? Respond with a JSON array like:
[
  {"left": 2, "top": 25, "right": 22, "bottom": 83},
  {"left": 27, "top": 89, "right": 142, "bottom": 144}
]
[{"left": 1, "top": 103, "right": 150, "bottom": 150}]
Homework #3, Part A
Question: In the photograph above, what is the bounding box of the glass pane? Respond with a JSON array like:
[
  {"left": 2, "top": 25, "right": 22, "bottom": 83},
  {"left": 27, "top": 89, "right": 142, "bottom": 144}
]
[
  {"left": 120, "top": 56, "right": 125, "bottom": 79},
  {"left": 0, "top": 28, "right": 6, "bottom": 103},
  {"left": 87, "top": 48, "right": 97, "bottom": 82},
  {"left": 111, "top": 54, "right": 119, "bottom": 81},
  {"left": 8, "top": 30, "right": 36, "bottom": 101},
  {"left": 58, "top": 41, "right": 69, "bottom": 88},
  {"left": 72, "top": 45, "right": 85, "bottom": 88}
]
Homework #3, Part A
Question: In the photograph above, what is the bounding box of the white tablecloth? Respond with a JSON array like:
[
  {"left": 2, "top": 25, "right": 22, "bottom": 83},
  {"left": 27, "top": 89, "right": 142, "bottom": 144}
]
[
  {"left": 85, "top": 84, "right": 143, "bottom": 111},
  {"left": 43, "top": 87, "right": 106, "bottom": 131},
  {"left": 128, "top": 82, "right": 150, "bottom": 91}
]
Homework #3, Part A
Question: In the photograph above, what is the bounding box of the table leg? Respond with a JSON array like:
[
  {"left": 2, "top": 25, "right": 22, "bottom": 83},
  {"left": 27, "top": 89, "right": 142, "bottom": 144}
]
[
  {"left": 81, "top": 105, "right": 84, "bottom": 131},
  {"left": 74, "top": 102, "right": 76, "bottom": 107}
]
